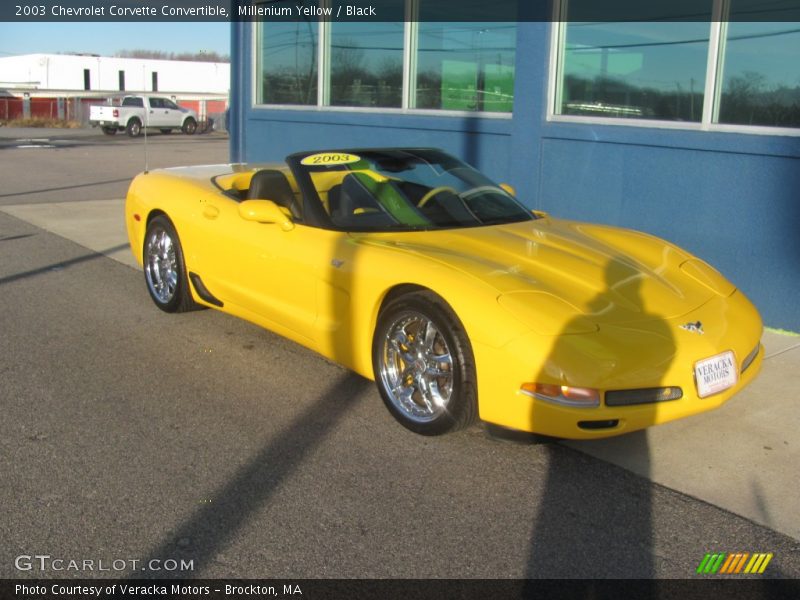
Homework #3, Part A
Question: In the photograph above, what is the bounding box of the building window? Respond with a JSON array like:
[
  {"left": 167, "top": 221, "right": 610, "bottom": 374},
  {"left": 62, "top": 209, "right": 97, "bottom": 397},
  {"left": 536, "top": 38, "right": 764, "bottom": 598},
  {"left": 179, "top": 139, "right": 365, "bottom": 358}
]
[
  {"left": 152, "top": 72, "right": 158, "bottom": 92},
  {"left": 258, "top": 21, "right": 319, "bottom": 105},
  {"left": 552, "top": 0, "right": 800, "bottom": 133},
  {"left": 83, "top": 69, "right": 91, "bottom": 91},
  {"left": 558, "top": 20, "right": 711, "bottom": 121},
  {"left": 718, "top": 22, "right": 800, "bottom": 128},
  {"left": 329, "top": 22, "right": 403, "bottom": 108},
  {"left": 416, "top": 21, "right": 516, "bottom": 113},
  {"left": 118, "top": 70, "right": 125, "bottom": 91},
  {"left": 254, "top": 3, "right": 516, "bottom": 115}
]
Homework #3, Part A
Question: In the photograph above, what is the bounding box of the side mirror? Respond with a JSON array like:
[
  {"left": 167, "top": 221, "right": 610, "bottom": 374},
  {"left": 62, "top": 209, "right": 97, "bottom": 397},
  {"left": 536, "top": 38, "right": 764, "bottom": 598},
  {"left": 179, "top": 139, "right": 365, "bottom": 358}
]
[
  {"left": 499, "top": 183, "right": 516, "bottom": 197},
  {"left": 238, "top": 199, "right": 294, "bottom": 231}
]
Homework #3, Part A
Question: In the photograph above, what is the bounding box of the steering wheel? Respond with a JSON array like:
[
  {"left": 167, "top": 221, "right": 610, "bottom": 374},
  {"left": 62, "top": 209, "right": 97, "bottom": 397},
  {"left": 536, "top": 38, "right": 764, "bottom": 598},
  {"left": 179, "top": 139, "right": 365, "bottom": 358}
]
[{"left": 418, "top": 186, "right": 458, "bottom": 208}]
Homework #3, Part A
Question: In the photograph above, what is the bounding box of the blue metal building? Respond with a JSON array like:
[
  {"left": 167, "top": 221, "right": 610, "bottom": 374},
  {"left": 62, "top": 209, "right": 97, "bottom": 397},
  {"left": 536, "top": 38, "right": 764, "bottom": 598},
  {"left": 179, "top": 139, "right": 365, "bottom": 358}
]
[{"left": 230, "top": 8, "right": 800, "bottom": 331}]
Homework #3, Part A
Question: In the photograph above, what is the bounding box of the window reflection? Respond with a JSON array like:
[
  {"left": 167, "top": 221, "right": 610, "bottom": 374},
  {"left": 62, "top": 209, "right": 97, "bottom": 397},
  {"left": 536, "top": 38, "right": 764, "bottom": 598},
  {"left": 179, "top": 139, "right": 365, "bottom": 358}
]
[
  {"left": 259, "top": 21, "right": 319, "bottom": 106},
  {"left": 719, "top": 22, "right": 800, "bottom": 128},
  {"left": 559, "top": 20, "right": 711, "bottom": 122},
  {"left": 416, "top": 22, "right": 516, "bottom": 113},
  {"left": 330, "top": 22, "right": 404, "bottom": 108}
]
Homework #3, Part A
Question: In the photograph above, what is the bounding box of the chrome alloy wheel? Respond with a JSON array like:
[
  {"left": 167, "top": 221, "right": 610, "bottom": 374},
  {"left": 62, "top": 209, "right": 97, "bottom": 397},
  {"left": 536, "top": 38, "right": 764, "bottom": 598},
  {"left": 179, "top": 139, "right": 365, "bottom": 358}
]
[
  {"left": 144, "top": 226, "right": 178, "bottom": 305},
  {"left": 379, "top": 312, "right": 454, "bottom": 423}
]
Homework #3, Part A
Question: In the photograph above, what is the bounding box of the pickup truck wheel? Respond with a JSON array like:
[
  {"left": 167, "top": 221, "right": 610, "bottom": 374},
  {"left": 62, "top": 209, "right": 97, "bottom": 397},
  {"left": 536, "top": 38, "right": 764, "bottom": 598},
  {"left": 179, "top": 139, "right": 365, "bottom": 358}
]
[
  {"left": 182, "top": 118, "right": 197, "bottom": 135},
  {"left": 126, "top": 118, "right": 142, "bottom": 137},
  {"left": 101, "top": 126, "right": 117, "bottom": 136},
  {"left": 160, "top": 129, "right": 172, "bottom": 135}
]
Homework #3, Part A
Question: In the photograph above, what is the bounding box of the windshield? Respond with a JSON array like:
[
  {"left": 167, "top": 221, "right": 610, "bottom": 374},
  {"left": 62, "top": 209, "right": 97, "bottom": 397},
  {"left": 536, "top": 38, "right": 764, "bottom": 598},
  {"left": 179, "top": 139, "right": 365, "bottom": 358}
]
[{"left": 287, "top": 148, "right": 534, "bottom": 232}]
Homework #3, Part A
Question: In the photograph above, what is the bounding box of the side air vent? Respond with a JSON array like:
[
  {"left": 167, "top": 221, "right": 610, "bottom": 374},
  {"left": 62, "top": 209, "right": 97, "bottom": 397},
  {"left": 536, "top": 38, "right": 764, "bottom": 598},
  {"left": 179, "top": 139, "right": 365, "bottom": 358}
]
[{"left": 188, "top": 272, "right": 223, "bottom": 307}]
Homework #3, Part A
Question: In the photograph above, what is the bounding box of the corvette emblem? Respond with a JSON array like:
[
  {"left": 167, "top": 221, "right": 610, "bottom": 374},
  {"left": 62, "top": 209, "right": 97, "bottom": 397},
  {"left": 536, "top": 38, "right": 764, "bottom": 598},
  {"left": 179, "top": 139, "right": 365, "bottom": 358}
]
[{"left": 680, "top": 321, "right": 704, "bottom": 335}]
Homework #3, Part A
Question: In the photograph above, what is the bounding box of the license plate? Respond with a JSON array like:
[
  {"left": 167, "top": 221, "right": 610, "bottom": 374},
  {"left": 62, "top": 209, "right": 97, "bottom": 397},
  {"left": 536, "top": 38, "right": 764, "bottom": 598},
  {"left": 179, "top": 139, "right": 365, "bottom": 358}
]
[{"left": 694, "top": 350, "right": 738, "bottom": 398}]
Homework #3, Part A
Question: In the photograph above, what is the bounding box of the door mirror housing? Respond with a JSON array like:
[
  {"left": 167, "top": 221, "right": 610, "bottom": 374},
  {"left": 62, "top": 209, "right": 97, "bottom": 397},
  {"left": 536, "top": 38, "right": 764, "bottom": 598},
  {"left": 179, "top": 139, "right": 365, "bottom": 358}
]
[
  {"left": 499, "top": 183, "right": 516, "bottom": 197},
  {"left": 238, "top": 199, "right": 294, "bottom": 231}
]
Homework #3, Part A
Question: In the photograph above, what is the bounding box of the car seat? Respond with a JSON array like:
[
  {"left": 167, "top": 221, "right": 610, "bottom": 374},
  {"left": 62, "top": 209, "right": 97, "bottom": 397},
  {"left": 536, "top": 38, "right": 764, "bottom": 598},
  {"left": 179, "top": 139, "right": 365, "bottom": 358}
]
[{"left": 247, "top": 170, "right": 300, "bottom": 218}]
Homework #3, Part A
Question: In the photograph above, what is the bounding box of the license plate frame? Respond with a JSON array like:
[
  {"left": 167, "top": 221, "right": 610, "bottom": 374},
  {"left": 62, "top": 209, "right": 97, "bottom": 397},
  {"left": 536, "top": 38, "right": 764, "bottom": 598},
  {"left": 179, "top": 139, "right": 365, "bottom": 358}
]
[{"left": 694, "top": 350, "right": 738, "bottom": 398}]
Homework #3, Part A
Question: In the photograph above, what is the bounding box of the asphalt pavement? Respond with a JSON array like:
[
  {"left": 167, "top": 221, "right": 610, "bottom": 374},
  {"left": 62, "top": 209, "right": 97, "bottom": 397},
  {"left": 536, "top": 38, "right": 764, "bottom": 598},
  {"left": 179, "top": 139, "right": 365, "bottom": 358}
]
[{"left": 1, "top": 127, "right": 798, "bottom": 580}]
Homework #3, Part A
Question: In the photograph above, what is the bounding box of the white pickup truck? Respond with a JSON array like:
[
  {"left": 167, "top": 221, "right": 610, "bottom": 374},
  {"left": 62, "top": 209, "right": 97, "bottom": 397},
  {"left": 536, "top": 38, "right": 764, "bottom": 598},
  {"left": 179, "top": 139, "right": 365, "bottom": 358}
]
[{"left": 89, "top": 96, "right": 199, "bottom": 137}]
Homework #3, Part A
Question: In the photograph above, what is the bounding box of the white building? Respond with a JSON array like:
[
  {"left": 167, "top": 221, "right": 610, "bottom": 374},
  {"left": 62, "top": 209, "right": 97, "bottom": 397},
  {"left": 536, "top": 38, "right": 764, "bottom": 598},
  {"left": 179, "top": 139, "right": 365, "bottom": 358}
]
[
  {"left": 0, "top": 53, "right": 229, "bottom": 124},
  {"left": 0, "top": 53, "right": 230, "bottom": 98}
]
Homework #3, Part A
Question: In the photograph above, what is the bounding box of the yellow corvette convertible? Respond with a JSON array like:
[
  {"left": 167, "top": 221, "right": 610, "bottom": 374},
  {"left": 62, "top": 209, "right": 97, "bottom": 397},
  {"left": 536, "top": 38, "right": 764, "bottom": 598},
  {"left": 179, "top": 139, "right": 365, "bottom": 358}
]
[{"left": 125, "top": 148, "right": 763, "bottom": 438}]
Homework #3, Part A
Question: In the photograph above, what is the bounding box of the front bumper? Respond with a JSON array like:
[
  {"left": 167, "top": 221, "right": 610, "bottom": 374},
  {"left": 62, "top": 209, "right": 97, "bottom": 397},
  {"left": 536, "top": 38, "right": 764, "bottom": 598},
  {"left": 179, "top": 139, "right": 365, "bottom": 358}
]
[{"left": 474, "top": 291, "right": 763, "bottom": 439}]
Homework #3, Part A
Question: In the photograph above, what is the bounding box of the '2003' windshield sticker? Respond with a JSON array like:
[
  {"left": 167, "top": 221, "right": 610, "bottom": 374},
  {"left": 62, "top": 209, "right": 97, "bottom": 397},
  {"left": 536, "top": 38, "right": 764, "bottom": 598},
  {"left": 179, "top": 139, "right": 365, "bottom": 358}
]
[{"left": 301, "top": 153, "right": 361, "bottom": 166}]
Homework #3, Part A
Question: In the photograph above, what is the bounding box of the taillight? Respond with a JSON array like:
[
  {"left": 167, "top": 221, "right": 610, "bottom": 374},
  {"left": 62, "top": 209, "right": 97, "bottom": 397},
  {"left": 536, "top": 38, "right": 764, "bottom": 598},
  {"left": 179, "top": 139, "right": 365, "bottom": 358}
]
[{"left": 113, "top": 109, "right": 119, "bottom": 118}]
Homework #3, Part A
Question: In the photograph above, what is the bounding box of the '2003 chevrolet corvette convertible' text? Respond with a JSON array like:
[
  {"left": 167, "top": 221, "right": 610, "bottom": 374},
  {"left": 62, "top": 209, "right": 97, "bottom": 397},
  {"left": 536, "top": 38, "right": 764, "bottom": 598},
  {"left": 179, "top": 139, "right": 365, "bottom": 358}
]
[{"left": 125, "top": 148, "right": 763, "bottom": 438}]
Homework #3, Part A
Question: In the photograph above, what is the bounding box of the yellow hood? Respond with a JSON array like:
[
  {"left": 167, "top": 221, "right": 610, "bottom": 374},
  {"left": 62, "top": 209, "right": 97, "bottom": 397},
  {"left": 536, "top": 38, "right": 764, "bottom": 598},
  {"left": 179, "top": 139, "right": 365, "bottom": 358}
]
[{"left": 354, "top": 217, "right": 730, "bottom": 326}]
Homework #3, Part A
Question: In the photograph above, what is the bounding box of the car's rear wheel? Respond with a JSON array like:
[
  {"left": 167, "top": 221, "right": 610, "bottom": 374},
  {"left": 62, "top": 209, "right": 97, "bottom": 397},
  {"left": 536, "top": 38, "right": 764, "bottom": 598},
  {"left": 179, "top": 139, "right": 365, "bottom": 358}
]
[
  {"left": 126, "top": 118, "right": 142, "bottom": 137},
  {"left": 373, "top": 291, "right": 477, "bottom": 435},
  {"left": 101, "top": 126, "right": 117, "bottom": 135},
  {"left": 143, "top": 215, "right": 199, "bottom": 313},
  {"left": 182, "top": 118, "right": 197, "bottom": 135}
]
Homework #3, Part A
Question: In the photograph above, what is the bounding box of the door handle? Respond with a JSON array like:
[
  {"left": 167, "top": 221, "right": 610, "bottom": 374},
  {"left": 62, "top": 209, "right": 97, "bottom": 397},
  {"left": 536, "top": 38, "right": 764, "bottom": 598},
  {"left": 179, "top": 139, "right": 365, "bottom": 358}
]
[{"left": 202, "top": 205, "right": 220, "bottom": 220}]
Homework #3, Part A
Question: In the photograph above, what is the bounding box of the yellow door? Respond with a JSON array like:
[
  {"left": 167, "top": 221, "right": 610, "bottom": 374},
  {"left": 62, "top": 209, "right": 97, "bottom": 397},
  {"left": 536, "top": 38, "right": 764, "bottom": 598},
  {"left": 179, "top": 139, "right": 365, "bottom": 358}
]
[{"left": 190, "top": 195, "right": 334, "bottom": 342}]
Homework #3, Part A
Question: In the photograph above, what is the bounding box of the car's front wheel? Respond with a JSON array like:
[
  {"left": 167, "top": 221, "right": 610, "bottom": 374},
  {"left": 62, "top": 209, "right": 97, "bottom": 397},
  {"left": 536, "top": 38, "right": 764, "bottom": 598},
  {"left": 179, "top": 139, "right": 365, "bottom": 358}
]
[
  {"left": 373, "top": 291, "right": 477, "bottom": 435},
  {"left": 143, "top": 215, "right": 199, "bottom": 313}
]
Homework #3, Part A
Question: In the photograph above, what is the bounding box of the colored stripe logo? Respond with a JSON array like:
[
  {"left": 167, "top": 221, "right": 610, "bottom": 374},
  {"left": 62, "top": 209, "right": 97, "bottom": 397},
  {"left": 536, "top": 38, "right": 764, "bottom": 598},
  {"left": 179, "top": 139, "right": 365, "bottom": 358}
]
[{"left": 696, "top": 552, "right": 773, "bottom": 574}]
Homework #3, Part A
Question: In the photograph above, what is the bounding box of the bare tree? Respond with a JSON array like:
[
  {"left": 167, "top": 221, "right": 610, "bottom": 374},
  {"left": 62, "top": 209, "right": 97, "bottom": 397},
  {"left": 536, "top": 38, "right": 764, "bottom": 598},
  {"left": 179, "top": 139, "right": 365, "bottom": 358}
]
[{"left": 116, "top": 49, "right": 230, "bottom": 63}]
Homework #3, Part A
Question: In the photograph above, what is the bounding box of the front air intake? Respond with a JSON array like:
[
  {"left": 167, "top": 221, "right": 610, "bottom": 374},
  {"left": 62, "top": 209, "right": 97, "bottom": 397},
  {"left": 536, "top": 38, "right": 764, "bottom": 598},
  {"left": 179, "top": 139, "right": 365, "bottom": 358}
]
[
  {"left": 577, "top": 420, "right": 619, "bottom": 430},
  {"left": 740, "top": 344, "right": 760, "bottom": 374},
  {"left": 605, "top": 387, "right": 683, "bottom": 407}
]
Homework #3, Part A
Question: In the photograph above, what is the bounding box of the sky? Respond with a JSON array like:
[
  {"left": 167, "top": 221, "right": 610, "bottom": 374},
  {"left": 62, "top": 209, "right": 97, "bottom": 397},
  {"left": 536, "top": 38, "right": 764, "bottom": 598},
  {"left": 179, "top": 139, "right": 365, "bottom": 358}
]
[{"left": 0, "top": 22, "right": 231, "bottom": 59}]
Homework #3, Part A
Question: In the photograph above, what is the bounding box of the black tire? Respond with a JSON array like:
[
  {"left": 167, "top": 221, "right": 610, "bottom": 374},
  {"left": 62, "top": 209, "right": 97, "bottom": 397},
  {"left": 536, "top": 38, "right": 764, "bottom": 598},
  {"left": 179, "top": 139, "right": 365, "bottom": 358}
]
[
  {"left": 142, "top": 215, "right": 199, "bottom": 313},
  {"left": 372, "top": 290, "right": 477, "bottom": 435},
  {"left": 101, "top": 126, "right": 117, "bottom": 136},
  {"left": 160, "top": 128, "right": 172, "bottom": 135},
  {"left": 182, "top": 118, "right": 197, "bottom": 135},
  {"left": 126, "top": 118, "right": 142, "bottom": 137}
]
